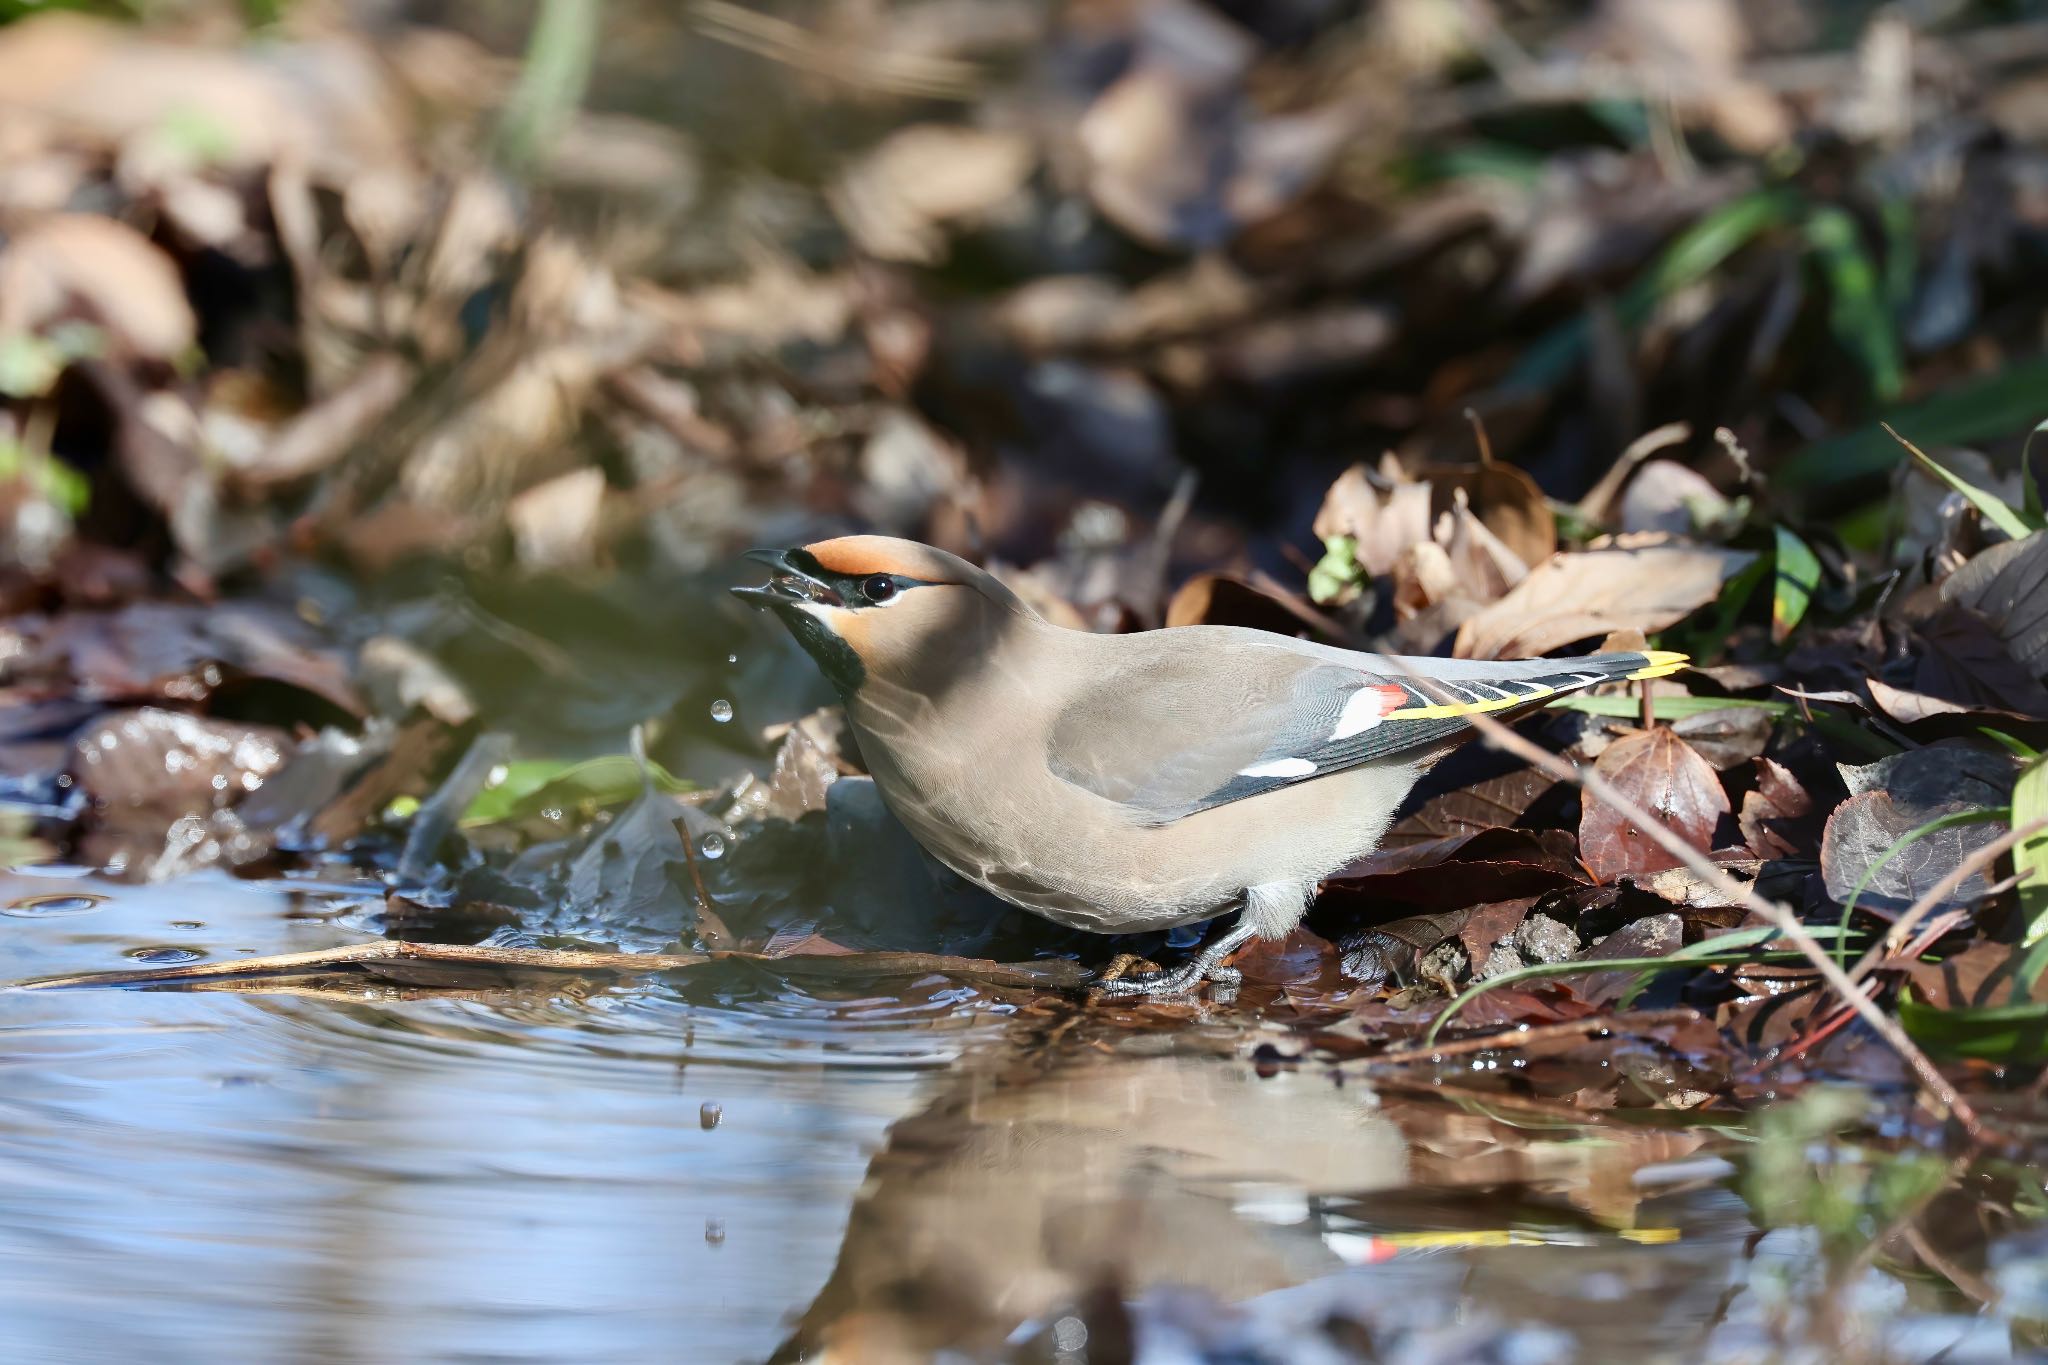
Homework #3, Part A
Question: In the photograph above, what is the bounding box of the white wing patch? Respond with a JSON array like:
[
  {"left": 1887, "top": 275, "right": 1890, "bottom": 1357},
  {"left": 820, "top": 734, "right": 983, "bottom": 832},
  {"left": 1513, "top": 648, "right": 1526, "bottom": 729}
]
[
  {"left": 1238, "top": 757, "right": 1316, "bottom": 779},
  {"left": 1331, "top": 687, "right": 1389, "bottom": 740}
]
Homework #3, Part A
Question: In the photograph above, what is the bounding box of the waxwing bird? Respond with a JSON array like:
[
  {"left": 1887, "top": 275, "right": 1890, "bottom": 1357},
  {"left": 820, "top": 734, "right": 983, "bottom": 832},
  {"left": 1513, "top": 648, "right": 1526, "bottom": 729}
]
[{"left": 734, "top": 535, "right": 1688, "bottom": 997}]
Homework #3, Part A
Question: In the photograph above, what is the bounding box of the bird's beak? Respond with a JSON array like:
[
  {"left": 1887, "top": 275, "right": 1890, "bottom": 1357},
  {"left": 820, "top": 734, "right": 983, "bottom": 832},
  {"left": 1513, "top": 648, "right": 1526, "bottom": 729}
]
[{"left": 731, "top": 548, "right": 843, "bottom": 609}]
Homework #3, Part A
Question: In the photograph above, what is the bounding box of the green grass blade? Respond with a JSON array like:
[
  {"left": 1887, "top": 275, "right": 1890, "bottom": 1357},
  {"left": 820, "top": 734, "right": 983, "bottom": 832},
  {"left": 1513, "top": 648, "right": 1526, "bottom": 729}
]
[
  {"left": 1805, "top": 207, "right": 1904, "bottom": 402},
  {"left": 2017, "top": 758, "right": 2048, "bottom": 947},
  {"left": 1885, "top": 423, "right": 2038, "bottom": 540},
  {"left": 1899, "top": 989, "right": 2048, "bottom": 1064},
  {"left": 1778, "top": 356, "right": 2048, "bottom": 489},
  {"left": 1772, "top": 525, "right": 1822, "bottom": 643}
]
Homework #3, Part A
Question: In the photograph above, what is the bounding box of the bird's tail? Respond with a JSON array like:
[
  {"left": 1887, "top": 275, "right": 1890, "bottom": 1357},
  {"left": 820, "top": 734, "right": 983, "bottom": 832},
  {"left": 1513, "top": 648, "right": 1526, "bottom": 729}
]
[{"left": 1381, "top": 650, "right": 1690, "bottom": 722}]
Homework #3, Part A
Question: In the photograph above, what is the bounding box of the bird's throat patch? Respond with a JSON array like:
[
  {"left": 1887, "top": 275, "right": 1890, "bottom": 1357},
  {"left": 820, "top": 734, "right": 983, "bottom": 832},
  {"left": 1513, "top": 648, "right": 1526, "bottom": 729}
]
[{"left": 780, "top": 603, "right": 866, "bottom": 696}]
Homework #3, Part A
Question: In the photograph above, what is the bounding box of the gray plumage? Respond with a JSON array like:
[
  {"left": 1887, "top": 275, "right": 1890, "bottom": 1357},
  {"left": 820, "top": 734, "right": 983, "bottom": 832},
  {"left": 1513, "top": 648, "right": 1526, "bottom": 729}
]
[{"left": 736, "top": 536, "right": 1685, "bottom": 994}]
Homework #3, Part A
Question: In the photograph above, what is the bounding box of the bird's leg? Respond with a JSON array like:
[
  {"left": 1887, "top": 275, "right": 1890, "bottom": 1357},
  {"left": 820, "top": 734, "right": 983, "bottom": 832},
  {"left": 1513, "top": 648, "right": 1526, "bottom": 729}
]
[{"left": 1091, "top": 911, "right": 1258, "bottom": 998}]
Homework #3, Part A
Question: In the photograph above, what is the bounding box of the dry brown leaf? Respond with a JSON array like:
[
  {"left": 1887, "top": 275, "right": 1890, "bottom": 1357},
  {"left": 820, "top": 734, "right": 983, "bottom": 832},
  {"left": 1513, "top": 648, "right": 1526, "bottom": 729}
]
[
  {"left": 831, "top": 123, "right": 1035, "bottom": 263},
  {"left": 1312, "top": 461, "right": 1435, "bottom": 577},
  {"left": 1739, "top": 757, "right": 1815, "bottom": 859},
  {"left": 1421, "top": 461, "right": 1556, "bottom": 569},
  {"left": 1454, "top": 545, "right": 1754, "bottom": 659},
  {"left": 1579, "top": 727, "right": 1729, "bottom": 884},
  {"left": 0, "top": 213, "right": 195, "bottom": 362}
]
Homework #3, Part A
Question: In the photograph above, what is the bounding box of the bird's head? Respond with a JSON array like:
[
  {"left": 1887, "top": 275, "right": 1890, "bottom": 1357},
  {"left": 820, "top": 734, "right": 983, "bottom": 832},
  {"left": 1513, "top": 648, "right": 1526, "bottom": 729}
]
[{"left": 732, "top": 536, "right": 1029, "bottom": 696}]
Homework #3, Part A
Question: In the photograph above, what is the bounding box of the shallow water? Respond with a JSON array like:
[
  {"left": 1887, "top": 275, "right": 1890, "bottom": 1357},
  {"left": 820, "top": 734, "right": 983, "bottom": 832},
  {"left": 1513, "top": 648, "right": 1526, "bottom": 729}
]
[{"left": 2, "top": 868, "right": 2042, "bottom": 1363}]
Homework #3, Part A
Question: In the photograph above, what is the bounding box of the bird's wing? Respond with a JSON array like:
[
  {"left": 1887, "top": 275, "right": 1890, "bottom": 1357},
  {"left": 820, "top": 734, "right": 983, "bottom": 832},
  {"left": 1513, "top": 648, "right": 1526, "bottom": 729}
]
[{"left": 1046, "top": 643, "right": 1686, "bottom": 825}]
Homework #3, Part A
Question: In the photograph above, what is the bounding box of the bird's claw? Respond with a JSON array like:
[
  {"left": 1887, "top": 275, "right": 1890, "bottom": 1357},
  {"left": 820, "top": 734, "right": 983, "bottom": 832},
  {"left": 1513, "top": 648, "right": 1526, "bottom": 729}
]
[{"left": 1089, "top": 956, "right": 1239, "bottom": 999}]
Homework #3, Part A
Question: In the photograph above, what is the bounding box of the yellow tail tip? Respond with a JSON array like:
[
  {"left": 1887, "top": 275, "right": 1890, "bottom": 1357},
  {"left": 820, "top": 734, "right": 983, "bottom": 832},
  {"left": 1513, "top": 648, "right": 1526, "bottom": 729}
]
[{"left": 1623, "top": 649, "right": 1691, "bottom": 681}]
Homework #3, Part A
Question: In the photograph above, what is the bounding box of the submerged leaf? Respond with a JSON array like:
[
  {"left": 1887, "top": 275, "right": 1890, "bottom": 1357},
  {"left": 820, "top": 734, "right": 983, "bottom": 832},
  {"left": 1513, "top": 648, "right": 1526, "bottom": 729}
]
[{"left": 464, "top": 754, "right": 694, "bottom": 826}]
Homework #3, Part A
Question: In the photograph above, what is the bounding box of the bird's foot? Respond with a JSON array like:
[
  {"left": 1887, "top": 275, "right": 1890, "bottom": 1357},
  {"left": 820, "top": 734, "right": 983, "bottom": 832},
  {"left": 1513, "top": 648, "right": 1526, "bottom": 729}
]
[{"left": 1089, "top": 946, "right": 1244, "bottom": 999}]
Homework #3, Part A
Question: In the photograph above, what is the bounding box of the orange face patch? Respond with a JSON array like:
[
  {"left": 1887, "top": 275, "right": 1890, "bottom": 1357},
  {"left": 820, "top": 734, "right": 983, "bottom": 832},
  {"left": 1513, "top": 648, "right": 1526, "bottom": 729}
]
[{"left": 803, "top": 535, "right": 941, "bottom": 580}]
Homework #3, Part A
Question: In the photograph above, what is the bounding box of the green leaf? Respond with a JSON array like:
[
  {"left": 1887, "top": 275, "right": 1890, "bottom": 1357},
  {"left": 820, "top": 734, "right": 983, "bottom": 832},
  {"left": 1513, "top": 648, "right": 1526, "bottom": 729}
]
[
  {"left": 1899, "top": 989, "right": 2048, "bottom": 1064},
  {"left": 1833, "top": 806, "right": 2012, "bottom": 965},
  {"left": 2022, "top": 417, "right": 2048, "bottom": 523},
  {"left": 1772, "top": 526, "right": 1822, "bottom": 643},
  {"left": 2018, "top": 757, "right": 2048, "bottom": 947},
  {"left": 1980, "top": 729, "right": 2042, "bottom": 761},
  {"left": 495, "top": 0, "right": 600, "bottom": 172},
  {"left": 1885, "top": 422, "right": 2040, "bottom": 540},
  {"left": 1307, "top": 535, "right": 1363, "bottom": 606},
  {"left": 1779, "top": 356, "right": 2048, "bottom": 489},
  {"left": 463, "top": 754, "right": 693, "bottom": 826},
  {"left": 1879, "top": 196, "right": 1916, "bottom": 313},
  {"left": 1804, "top": 207, "right": 1904, "bottom": 402},
  {"left": 1509, "top": 190, "right": 1797, "bottom": 390},
  {"left": 0, "top": 437, "right": 90, "bottom": 515}
]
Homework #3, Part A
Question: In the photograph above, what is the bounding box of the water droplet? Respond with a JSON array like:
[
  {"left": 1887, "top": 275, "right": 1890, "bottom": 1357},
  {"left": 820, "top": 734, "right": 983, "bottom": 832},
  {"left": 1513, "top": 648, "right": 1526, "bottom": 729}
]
[
  {"left": 698, "top": 833, "right": 726, "bottom": 861},
  {"left": 726, "top": 653, "right": 739, "bottom": 665},
  {"left": 3, "top": 893, "right": 106, "bottom": 918},
  {"left": 700, "top": 1101, "right": 722, "bottom": 1130},
  {"left": 487, "top": 764, "right": 510, "bottom": 788},
  {"left": 541, "top": 806, "right": 565, "bottom": 823},
  {"left": 125, "top": 946, "right": 203, "bottom": 965},
  {"left": 709, "top": 699, "right": 733, "bottom": 724},
  {"left": 704, "top": 1218, "right": 726, "bottom": 1245},
  {"left": 1053, "top": 1316, "right": 1089, "bottom": 1353}
]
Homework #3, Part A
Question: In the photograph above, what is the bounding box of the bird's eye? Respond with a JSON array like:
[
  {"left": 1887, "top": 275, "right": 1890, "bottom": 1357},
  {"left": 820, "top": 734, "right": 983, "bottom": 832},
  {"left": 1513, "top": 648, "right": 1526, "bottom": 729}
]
[{"left": 863, "top": 574, "right": 898, "bottom": 603}]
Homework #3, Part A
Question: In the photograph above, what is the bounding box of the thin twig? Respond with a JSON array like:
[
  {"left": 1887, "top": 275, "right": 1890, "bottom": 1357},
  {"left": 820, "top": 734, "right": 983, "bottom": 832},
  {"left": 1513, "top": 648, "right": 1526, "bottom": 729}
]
[
  {"left": 1463, "top": 407, "right": 1495, "bottom": 467},
  {"left": 1385, "top": 659, "right": 1987, "bottom": 1140},
  {"left": 1352, "top": 1007, "right": 1698, "bottom": 1069},
  {"left": 13, "top": 939, "right": 1089, "bottom": 992}
]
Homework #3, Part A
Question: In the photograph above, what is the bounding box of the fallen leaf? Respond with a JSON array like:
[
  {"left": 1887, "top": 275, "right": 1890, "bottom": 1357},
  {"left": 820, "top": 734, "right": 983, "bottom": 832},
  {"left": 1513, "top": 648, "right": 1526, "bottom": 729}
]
[
  {"left": 562, "top": 786, "right": 696, "bottom": 932},
  {"left": 0, "top": 213, "right": 195, "bottom": 366},
  {"left": 1740, "top": 757, "right": 1816, "bottom": 859},
  {"left": 1311, "top": 461, "right": 1435, "bottom": 578},
  {"left": 831, "top": 124, "right": 1036, "bottom": 264},
  {"left": 1419, "top": 460, "right": 1557, "bottom": 569},
  {"left": 1383, "top": 761, "right": 1560, "bottom": 849},
  {"left": 8, "top": 601, "right": 362, "bottom": 716},
  {"left": 1579, "top": 727, "right": 1729, "bottom": 884},
  {"left": 71, "top": 706, "right": 287, "bottom": 811},
  {"left": 1454, "top": 545, "right": 1755, "bottom": 659},
  {"left": 1667, "top": 705, "right": 1774, "bottom": 770},
  {"left": 1908, "top": 607, "right": 2048, "bottom": 718},
  {"left": 1940, "top": 530, "right": 2048, "bottom": 678},
  {"left": 1457, "top": 897, "right": 1538, "bottom": 969},
  {"left": 1575, "top": 913, "right": 1684, "bottom": 1005},
  {"left": 1821, "top": 745, "right": 2015, "bottom": 918},
  {"left": 1620, "top": 460, "right": 1731, "bottom": 537},
  {"left": 1325, "top": 827, "right": 1587, "bottom": 910}
]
